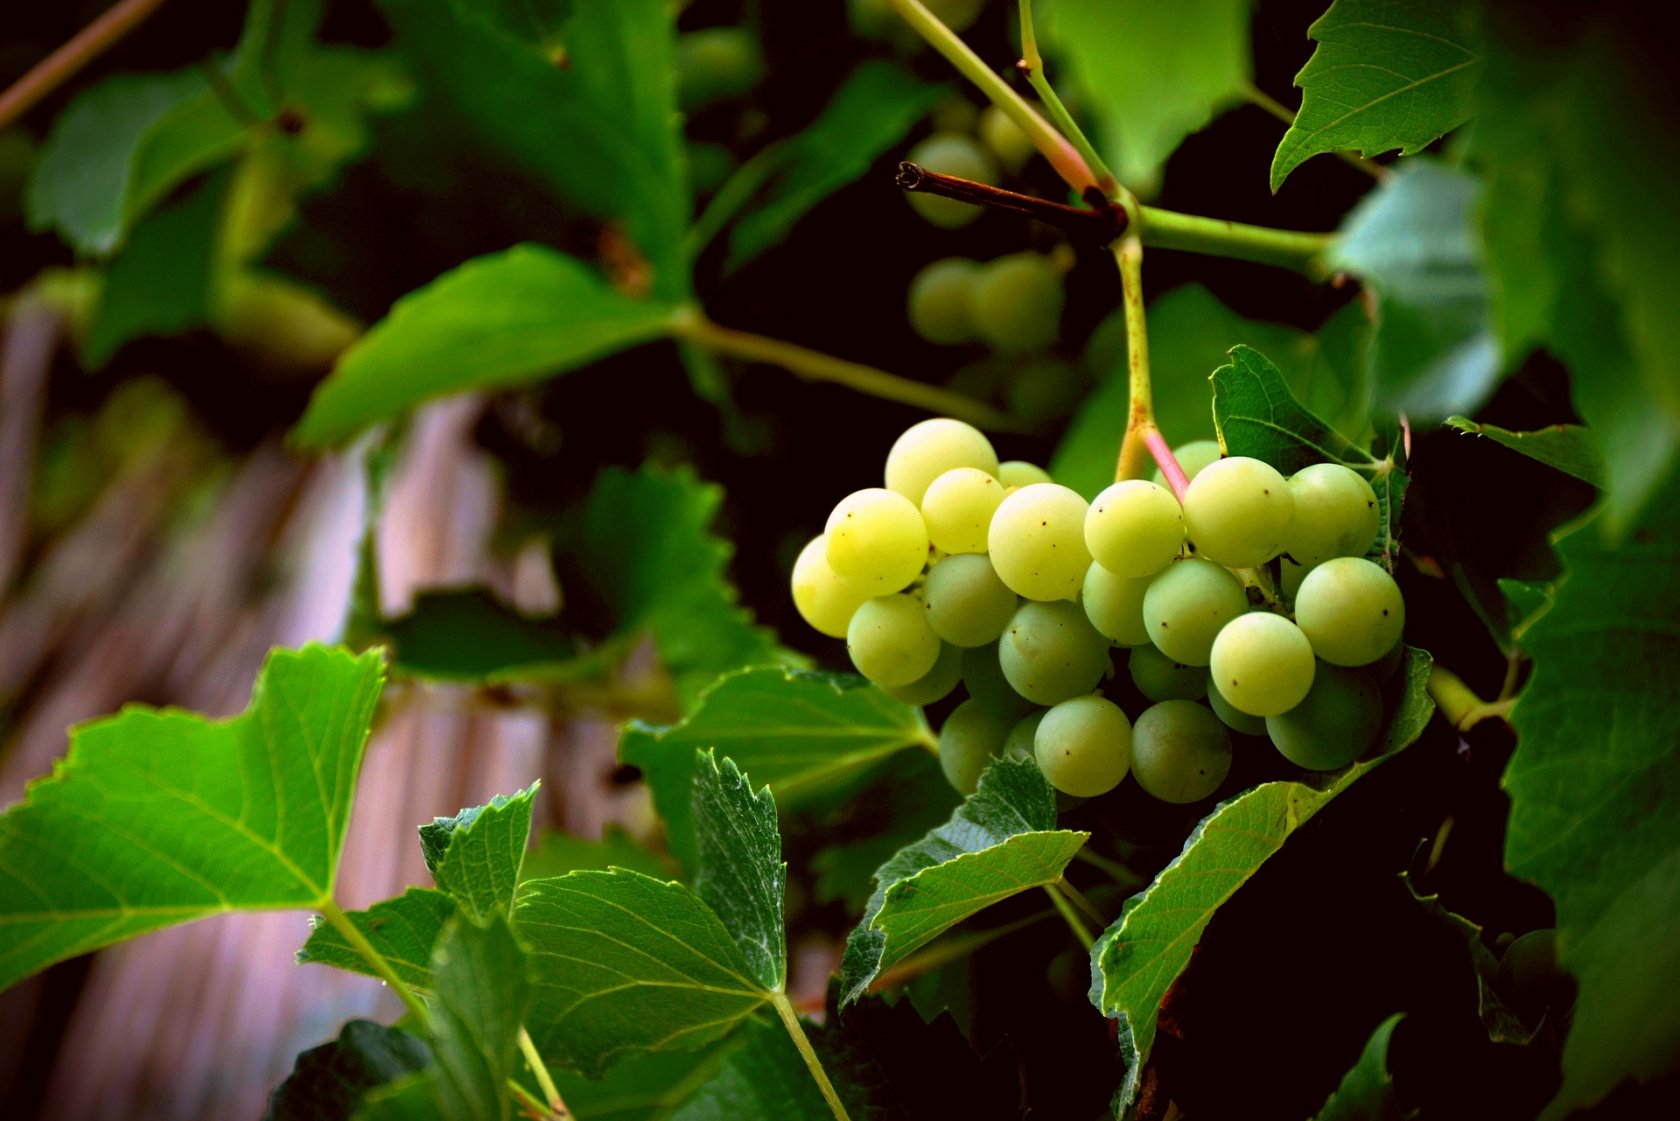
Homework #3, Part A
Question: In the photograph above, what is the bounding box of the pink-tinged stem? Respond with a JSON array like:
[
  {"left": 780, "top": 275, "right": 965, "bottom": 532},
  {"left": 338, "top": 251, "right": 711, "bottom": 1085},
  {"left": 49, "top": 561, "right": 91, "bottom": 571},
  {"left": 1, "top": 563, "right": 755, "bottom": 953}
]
[{"left": 1144, "top": 427, "right": 1190, "bottom": 503}]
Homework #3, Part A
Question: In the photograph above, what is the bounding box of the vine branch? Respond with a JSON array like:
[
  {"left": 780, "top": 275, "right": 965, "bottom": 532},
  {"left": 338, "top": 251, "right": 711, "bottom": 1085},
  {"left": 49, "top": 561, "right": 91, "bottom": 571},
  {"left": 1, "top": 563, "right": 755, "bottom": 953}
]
[
  {"left": 1043, "top": 883, "right": 1096, "bottom": 951},
  {"left": 771, "top": 991, "right": 854, "bottom": 1121},
  {"left": 895, "top": 162, "right": 1124, "bottom": 242},
  {"left": 0, "top": 0, "right": 170, "bottom": 131},
  {"left": 1015, "top": 0, "right": 1120, "bottom": 199},
  {"left": 519, "top": 1027, "right": 569, "bottom": 1118},
  {"left": 317, "top": 898, "right": 433, "bottom": 1031},
  {"left": 1427, "top": 664, "right": 1518, "bottom": 732}
]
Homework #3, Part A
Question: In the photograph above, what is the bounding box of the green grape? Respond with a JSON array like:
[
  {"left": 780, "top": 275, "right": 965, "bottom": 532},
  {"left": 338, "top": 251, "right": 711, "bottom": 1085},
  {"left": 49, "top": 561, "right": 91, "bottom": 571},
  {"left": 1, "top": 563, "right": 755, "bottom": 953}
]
[
  {"left": 1141, "top": 558, "right": 1248, "bottom": 665},
  {"left": 1208, "top": 611, "right": 1316, "bottom": 716},
  {"left": 978, "top": 103, "right": 1036, "bottom": 173},
  {"left": 1034, "top": 695, "right": 1132, "bottom": 797},
  {"left": 998, "top": 460, "right": 1053, "bottom": 490},
  {"left": 1006, "top": 357, "right": 1086, "bottom": 428},
  {"left": 791, "top": 534, "right": 870, "bottom": 638},
  {"left": 929, "top": 94, "right": 980, "bottom": 134},
  {"left": 1083, "top": 311, "right": 1126, "bottom": 378},
  {"left": 1265, "top": 663, "right": 1383, "bottom": 770},
  {"left": 1498, "top": 929, "right": 1566, "bottom": 1020},
  {"left": 988, "top": 483, "right": 1092, "bottom": 601},
  {"left": 907, "top": 258, "right": 982, "bottom": 345},
  {"left": 1128, "top": 643, "right": 1208, "bottom": 702},
  {"left": 921, "top": 467, "right": 1006, "bottom": 554},
  {"left": 999, "top": 600, "right": 1111, "bottom": 704},
  {"left": 1207, "top": 678, "right": 1267, "bottom": 735},
  {"left": 969, "top": 252, "right": 1063, "bottom": 353},
  {"left": 884, "top": 417, "right": 1000, "bottom": 506},
  {"left": 1003, "top": 709, "right": 1047, "bottom": 760},
  {"left": 1293, "top": 556, "right": 1405, "bottom": 666},
  {"left": 938, "top": 699, "right": 1014, "bottom": 794},
  {"left": 1283, "top": 462, "right": 1380, "bottom": 567},
  {"left": 905, "top": 132, "right": 998, "bottom": 228},
  {"left": 883, "top": 641, "right": 962, "bottom": 706},
  {"left": 676, "top": 28, "right": 765, "bottom": 111},
  {"left": 1081, "top": 562, "right": 1151, "bottom": 646},
  {"left": 825, "top": 488, "right": 929, "bottom": 595},
  {"left": 847, "top": 593, "right": 942, "bottom": 687},
  {"left": 1152, "top": 440, "right": 1221, "bottom": 489},
  {"left": 1183, "top": 455, "right": 1295, "bottom": 567},
  {"left": 1086, "top": 480, "right": 1185, "bottom": 578},
  {"left": 1130, "top": 700, "right": 1233, "bottom": 803},
  {"left": 960, "top": 641, "right": 1036, "bottom": 717},
  {"left": 923, "top": 553, "right": 1018, "bottom": 647}
]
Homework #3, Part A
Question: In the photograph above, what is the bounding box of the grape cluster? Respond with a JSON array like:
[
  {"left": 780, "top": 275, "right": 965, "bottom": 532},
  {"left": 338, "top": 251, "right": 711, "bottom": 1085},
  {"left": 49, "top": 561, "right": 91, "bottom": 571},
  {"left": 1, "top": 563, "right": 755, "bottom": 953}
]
[{"left": 791, "top": 419, "right": 1406, "bottom": 807}]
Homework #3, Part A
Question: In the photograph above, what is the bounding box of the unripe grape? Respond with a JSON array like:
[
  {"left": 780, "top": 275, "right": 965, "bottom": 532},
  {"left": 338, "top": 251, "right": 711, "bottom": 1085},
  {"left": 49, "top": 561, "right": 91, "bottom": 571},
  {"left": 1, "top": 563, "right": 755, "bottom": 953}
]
[
  {"left": 1153, "top": 440, "right": 1221, "bottom": 489},
  {"left": 978, "top": 103, "right": 1036, "bottom": 172},
  {"left": 1284, "top": 462, "right": 1380, "bottom": 567},
  {"left": 1082, "top": 562, "right": 1151, "bottom": 647},
  {"left": 885, "top": 417, "right": 999, "bottom": 506},
  {"left": 938, "top": 699, "right": 1014, "bottom": 794},
  {"left": 1183, "top": 456, "right": 1294, "bottom": 567},
  {"left": 907, "top": 258, "right": 982, "bottom": 345},
  {"left": 998, "top": 461, "right": 1053, "bottom": 490},
  {"left": 1086, "top": 480, "right": 1185, "bottom": 578},
  {"left": 921, "top": 467, "right": 1006, "bottom": 554},
  {"left": 1003, "top": 709, "right": 1047, "bottom": 760},
  {"left": 1128, "top": 644, "right": 1207, "bottom": 702},
  {"left": 1293, "top": 556, "right": 1405, "bottom": 666},
  {"left": 1207, "top": 678, "right": 1267, "bottom": 735},
  {"left": 1208, "top": 612, "right": 1316, "bottom": 716},
  {"left": 999, "top": 600, "right": 1111, "bottom": 705},
  {"left": 882, "top": 641, "right": 962, "bottom": 706},
  {"left": 988, "top": 483, "right": 1092, "bottom": 601},
  {"left": 969, "top": 252, "right": 1063, "bottom": 353},
  {"left": 1130, "top": 700, "right": 1233, "bottom": 803},
  {"left": 1006, "top": 357, "right": 1085, "bottom": 427},
  {"left": 676, "top": 28, "right": 765, "bottom": 111},
  {"left": 960, "top": 641, "right": 1036, "bottom": 717},
  {"left": 847, "top": 593, "right": 941, "bottom": 687},
  {"left": 1265, "top": 663, "right": 1383, "bottom": 770},
  {"left": 922, "top": 553, "right": 1017, "bottom": 647},
  {"left": 1035, "top": 695, "right": 1132, "bottom": 797},
  {"left": 825, "top": 488, "right": 929, "bottom": 595},
  {"left": 1142, "top": 558, "right": 1248, "bottom": 666},
  {"left": 791, "top": 534, "right": 870, "bottom": 638},
  {"left": 905, "top": 132, "right": 998, "bottom": 228}
]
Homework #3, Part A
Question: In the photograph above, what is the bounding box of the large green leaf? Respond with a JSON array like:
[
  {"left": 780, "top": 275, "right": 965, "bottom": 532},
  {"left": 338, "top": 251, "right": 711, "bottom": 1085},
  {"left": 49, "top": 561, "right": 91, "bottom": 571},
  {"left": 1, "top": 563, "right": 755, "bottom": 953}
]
[
  {"left": 1504, "top": 495, "right": 1680, "bottom": 1118},
  {"left": 1043, "top": 0, "right": 1251, "bottom": 191},
  {"left": 265, "top": 1020, "right": 433, "bottom": 1121},
  {"left": 381, "top": 590, "right": 581, "bottom": 684},
  {"left": 550, "top": 1045, "right": 735, "bottom": 1121},
  {"left": 424, "top": 915, "right": 534, "bottom": 1121},
  {"left": 1271, "top": 0, "right": 1481, "bottom": 191},
  {"left": 520, "top": 827, "right": 673, "bottom": 884},
  {"left": 449, "top": 0, "right": 571, "bottom": 54},
  {"left": 1091, "top": 649, "right": 1435, "bottom": 1115},
  {"left": 620, "top": 667, "right": 932, "bottom": 871},
  {"left": 692, "top": 752, "right": 786, "bottom": 993},
  {"left": 298, "top": 887, "right": 455, "bottom": 990},
  {"left": 419, "top": 786, "right": 538, "bottom": 923},
  {"left": 0, "top": 645, "right": 384, "bottom": 992},
  {"left": 1313, "top": 1013, "right": 1412, "bottom": 1121},
  {"left": 1444, "top": 418, "right": 1606, "bottom": 489},
  {"left": 1328, "top": 159, "right": 1499, "bottom": 418},
  {"left": 838, "top": 756, "right": 1089, "bottom": 1005},
  {"left": 291, "top": 246, "right": 680, "bottom": 448}
]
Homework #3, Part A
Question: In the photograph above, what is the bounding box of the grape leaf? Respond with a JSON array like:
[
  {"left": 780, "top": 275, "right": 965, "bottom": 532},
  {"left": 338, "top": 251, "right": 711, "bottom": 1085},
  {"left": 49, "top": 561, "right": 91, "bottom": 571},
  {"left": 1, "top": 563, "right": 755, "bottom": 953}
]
[
  {"left": 1043, "top": 0, "right": 1251, "bottom": 191},
  {"left": 449, "top": 0, "right": 571, "bottom": 54},
  {"left": 838, "top": 756, "right": 1089, "bottom": 1006},
  {"left": 521, "top": 827, "right": 673, "bottom": 884},
  {"left": 419, "top": 786, "right": 538, "bottom": 923},
  {"left": 693, "top": 751, "right": 786, "bottom": 994},
  {"left": 666, "top": 1019, "right": 829, "bottom": 1121},
  {"left": 1312, "top": 1013, "right": 1412, "bottom": 1121},
  {"left": 1271, "top": 0, "right": 1481, "bottom": 191},
  {"left": 550, "top": 1044, "right": 736, "bottom": 1121},
  {"left": 620, "top": 667, "right": 932, "bottom": 871},
  {"left": 1504, "top": 496, "right": 1680, "bottom": 1119},
  {"left": 291, "top": 246, "right": 680, "bottom": 448},
  {"left": 1328, "top": 159, "right": 1499, "bottom": 418},
  {"left": 381, "top": 589, "right": 581, "bottom": 684},
  {"left": 721, "top": 61, "right": 945, "bottom": 271},
  {"left": 1403, "top": 876, "right": 1533, "bottom": 1046},
  {"left": 298, "top": 887, "right": 454, "bottom": 990},
  {"left": 1444, "top": 418, "right": 1606, "bottom": 489},
  {"left": 0, "top": 645, "right": 384, "bottom": 993},
  {"left": 1091, "top": 649, "right": 1435, "bottom": 1115},
  {"left": 265, "top": 1020, "right": 433, "bottom": 1121}
]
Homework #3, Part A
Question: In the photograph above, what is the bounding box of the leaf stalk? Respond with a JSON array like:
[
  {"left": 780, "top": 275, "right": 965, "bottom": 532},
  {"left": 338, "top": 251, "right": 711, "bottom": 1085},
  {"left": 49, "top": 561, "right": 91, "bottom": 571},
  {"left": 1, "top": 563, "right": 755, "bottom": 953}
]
[
  {"left": 771, "top": 991, "right": 854, "bottom": 1121},
  {"left": 316, "top": 898, "right": 434, "bottom": 1031}
]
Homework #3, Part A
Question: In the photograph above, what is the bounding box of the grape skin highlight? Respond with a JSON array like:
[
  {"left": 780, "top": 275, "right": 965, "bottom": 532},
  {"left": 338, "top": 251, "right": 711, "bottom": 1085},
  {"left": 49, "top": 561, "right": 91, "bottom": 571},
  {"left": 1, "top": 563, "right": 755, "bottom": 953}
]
[
  {"left": 1182, "top": 455, "right": 1294, "bottom": 568},
  {"left": 922, "top": 467, "right": 1006, "bottom": 555},
  {"left": 1086, "top": 480, "right": 1184, "bottom": 578},
  {"left": 884, "top": 417, "right": 999, "bottom": 506},
  {"left": 824, "top": 487, "right": 929, "bottom": 595}
]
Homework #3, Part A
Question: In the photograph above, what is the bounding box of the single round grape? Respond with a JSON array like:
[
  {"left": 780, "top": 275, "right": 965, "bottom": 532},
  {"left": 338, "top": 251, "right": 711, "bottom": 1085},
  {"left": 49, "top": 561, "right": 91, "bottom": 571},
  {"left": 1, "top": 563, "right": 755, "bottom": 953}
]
[
  {"left": 676, "top": 28, "right": 765, "bottom": 111},
  {"left": 1183, "top": 456, "right": 1295, "bottom": 568},
  {"left": 1035, "top": 695, "right": 1131, "bottom": 797},
  {"left": 1130, "top": 700, "right": 1233, "bottom": 803},
  {"left": 1003, "top": 709, "right": 1047, "bottom": 760},
  {"left": 1284, "top": 462, "right": 1380, "bottom": 567},
  {"left": 1152, "top": 440, "right": 1221, "bottom": 489},
  {"left": 922, "top": 466, "right": 1006, "bottom": 554},
  {"left": 998, "top": 460, "right": 1053, "bottom": 490},
  {"left": 988, "top": 483, "right": 1092, "bottom": 601},
  {"left": 1086, "top": 480, "right": 1185, "bottom": 578},
  {"left": 907, "top": 258, "right": 982, "bottom": 345},
  {"left": 884, "top": 417, "right": 999, "bottom": 506},
  {"left": 977, "top": 103, "right": 1035, "bottom": 173},
  {"left": 938, "top": 699, "right": 1013, "bottom": 794},
  {"left": 1082, "top": 563, "right": 1151, "bottom": 647},
  {"left": 1129, "top": 643, "right": 1208, "bottom": 702},
  {"left": 791, "top": 534, "right": 870, "bottom": 638},
  {"left": 1293, "top": 556, "right": 1406, "bottom": 666},
  {"left": 1207, "top": 678, "right": 1267, "bottom": 735},
  {"left": 922, "top": 553, "right": 1017, "bottom": 647},
  {"left": 1006, "top": 357, "right": 1086, "bottom": 427},
  {"left": 825, "top": 488, "right": 929, "bottom": 595},
  {"left": 847, "top": 594, "right": 941, "bottom": 687},
  {"left": 960, "top": 641, "right": 1036, "bottom": 717},
  {"left": 882, "top": 641, "right": 962, "bottom": 706},
  {"left": 1141, "top": 558, "right": 1248, "bottom": 666},
  {"left": 1265, "top": 663, "right": 1383, "bottom": 770},
  {"left": 905, "top": 132, "right": 998, "bottom": 228},
  {"left": 969, "top": 252, "right": 1063, "bottom": 353},
  {"left": 999, "top": 600, "right": 1111, "bottom": 705},
  {"left": 1208, "top": 612, "right": 1316, "bottom": 716}
]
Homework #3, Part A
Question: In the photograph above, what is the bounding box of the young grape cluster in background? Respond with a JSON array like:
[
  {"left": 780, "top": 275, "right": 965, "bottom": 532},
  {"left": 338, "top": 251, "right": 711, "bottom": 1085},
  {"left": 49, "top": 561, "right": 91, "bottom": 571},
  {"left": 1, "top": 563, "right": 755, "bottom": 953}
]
[{"left": 792, "top": 418, "right": 1407, "bottom": 807}]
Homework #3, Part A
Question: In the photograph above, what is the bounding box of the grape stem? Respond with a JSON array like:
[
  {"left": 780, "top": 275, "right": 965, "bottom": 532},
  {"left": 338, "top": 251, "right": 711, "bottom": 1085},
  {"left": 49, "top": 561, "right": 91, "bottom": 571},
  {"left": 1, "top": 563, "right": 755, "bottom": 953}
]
[
  {"left": 518, "top": 1027, "right": 570, "bottom": 1118},
  {"left": 895, "top": 162, "right": 1124, "bottom": 243},
  {"left": 1427, "top": 665, "right": 1518, "bottom": 732},
  {"left": 0, "top": 0, "right": 169, "bottom": 130},
  {"left": 317, "top": 898, "right": 434, "bottom": 1030},
  {"left": 771, "top": 991, "right": 855, "bottom": 1121},
  {"left": 1015, "top": 0, "right": 1121, "bottom": 199},
  {"left": 1110, "top": 235, "right": 1188, "bottom": 495}
]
